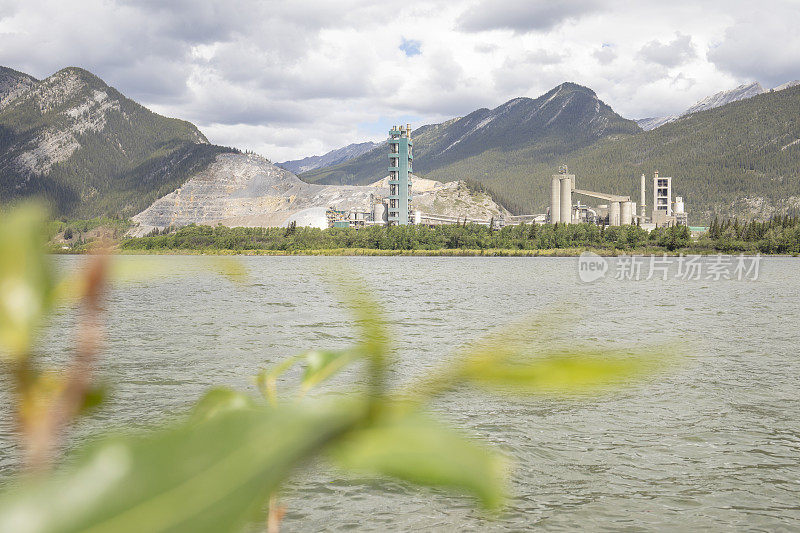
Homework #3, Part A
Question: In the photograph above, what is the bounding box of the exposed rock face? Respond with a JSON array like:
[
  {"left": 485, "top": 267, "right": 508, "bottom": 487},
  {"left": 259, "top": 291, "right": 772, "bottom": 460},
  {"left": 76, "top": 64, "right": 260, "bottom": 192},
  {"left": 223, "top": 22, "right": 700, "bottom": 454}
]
[
  {"left": 0, "top": 65, "right": 215, "bottom": 217},
  {"left": 0, "top": 67, "right": 38, "bottom": 110},
  {"left": 130, "top": 153, "right": 510, "bottom": 236},
  {"left": 15, "top": 82, "right": 124, "bottom": 175}
]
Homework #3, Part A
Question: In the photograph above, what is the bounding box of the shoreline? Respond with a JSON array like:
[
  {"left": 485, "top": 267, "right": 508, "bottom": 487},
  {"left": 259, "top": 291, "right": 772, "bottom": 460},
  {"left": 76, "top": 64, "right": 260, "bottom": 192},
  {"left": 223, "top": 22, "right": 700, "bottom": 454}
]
[{"left": 50, "top": 247, "right": 795, "bottom": 257}]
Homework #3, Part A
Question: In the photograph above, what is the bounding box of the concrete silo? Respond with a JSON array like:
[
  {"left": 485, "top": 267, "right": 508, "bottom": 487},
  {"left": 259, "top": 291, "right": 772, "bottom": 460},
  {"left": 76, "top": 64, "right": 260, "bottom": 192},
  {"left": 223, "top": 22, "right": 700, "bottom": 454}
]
[
  {"left": 550, "top": 175, "right": 561, "bottom": 223},
  {"left": 560, "top": 177, "right": 572, "bottom": 223},
  {"left": 620, "top": 201, "right": 633, "bottom": 225},
  {"left": 609, "top": 201, "right": 621, "bottom": 226}
]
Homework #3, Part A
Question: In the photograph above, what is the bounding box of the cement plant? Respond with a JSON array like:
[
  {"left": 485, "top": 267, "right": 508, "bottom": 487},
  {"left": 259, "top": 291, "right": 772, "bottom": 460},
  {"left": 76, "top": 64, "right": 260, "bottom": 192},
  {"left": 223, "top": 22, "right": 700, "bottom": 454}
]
[{"left": 322, "top": 125, "right": 689, "bottom": 231}]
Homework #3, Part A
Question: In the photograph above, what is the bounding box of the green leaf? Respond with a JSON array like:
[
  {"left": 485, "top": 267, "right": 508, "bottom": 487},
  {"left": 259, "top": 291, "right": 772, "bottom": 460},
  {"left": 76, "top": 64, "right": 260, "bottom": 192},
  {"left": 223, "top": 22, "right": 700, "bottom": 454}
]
[
  {"left": 255, "top": 355, "right": 300, "bottom": 404},
  {"left": 78, "top": 384, "right": 107, "bottom": 416},
  {"left": 330, "top": 411, "right": 507, "bottom": 510},
  {"left": 0, "top": 204, "right": 55, "bottom": 360},
  {"left": 463, "top": 348, "right": 670, "bottom": 395},
  {"left": 108, "top": 257, "right": 246, "bottom": 284},
  {"left": 0, "top": 405, "right": 356, "bottom": 533},
  {"left": 209, "top": 258, "right": 248, "bottom": 284},
  {"left": 325, "top": 274, "right": 391, "bottom": 405},
  {"left": 301, "top": 350, "right": 361, "bottom": 392},
  {"left": 190, "top": 388, "right": 255, "bottom": 423}
]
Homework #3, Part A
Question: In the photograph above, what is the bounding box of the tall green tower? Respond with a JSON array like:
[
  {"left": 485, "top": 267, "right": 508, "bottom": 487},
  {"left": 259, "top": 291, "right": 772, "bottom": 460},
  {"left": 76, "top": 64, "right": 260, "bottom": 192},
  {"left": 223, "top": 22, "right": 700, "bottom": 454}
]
[{"left": 388, "top": 124, "right": 412, "bottom": 225}]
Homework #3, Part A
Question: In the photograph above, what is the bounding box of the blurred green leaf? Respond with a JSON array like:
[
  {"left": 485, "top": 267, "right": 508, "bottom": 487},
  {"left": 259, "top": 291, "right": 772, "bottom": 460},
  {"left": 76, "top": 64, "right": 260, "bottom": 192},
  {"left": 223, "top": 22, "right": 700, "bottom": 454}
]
[
  {"left": 301, "top": 349, "right": 361, "bottom": 392},
  {"left": 0, "top": 204, "right": 55, "bottom": 360},
  {"left": 463, "top": 348, "right": 670, "bottom": 395},
  {"left": 325, "top": 274, "right": 390, "bottom": 406},
  {"left": 255, "top": 355, "right": 300, "bottom": 404},
  {"left": 255, "top": 349, "right": 363, "bottom": 402},
  {"left": 191, "top": 388, "right": 255, "bottom": 423},
  {"left": 79, "top": 384, "right": 107, "bottom": 416},
  {"left": 330, "top": 411, "right": 507, "bottom": 510},
  {"left": 108, "top": 257, "right": 246, "bottom": 284},
  {"left": 209, "top": 258, "right": 248, "bottom": 284},
  {"left": 340, "top": 287, "right": 388, "bottom": 363},
  {"left": 0, "top": 405, "right": 357, "bottom": 533}
]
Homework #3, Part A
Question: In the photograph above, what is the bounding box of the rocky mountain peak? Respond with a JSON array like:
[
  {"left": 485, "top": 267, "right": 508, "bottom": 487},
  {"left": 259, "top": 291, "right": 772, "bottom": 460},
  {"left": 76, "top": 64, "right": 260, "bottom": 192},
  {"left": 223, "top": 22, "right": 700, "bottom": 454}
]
[
  {"left": 637, "top": 80, "right": 784, "bottom": 131},
  {"left": 278, "top": 141, "right": 381, "bottom": 174},
  {"left": 0, "top": 66, "right": 38, "bottom": 110},
  {"left": 1, "top": 65, "right": 216, "bottom": 216},
  {"left": 683, "top": 82, "right": 765, "bottom": 115}
]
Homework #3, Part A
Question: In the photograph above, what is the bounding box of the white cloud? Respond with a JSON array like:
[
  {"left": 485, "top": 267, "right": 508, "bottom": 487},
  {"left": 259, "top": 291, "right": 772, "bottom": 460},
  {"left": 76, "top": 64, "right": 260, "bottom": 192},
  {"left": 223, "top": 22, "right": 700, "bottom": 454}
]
[
  {"left": 707, "top": 4, "right": 800, "bottom": 88},
  {"left": 638, "top": 33, "right": 696, "bottom": 68},
  {"left": 458, "top": 0, "right": 605, "bottom": 33},
  {"left": 0, "top": 0, "right": 797, "bottom": 160},
  {"left": 593, "top": 44, "right": 617, "bottom": 66}
]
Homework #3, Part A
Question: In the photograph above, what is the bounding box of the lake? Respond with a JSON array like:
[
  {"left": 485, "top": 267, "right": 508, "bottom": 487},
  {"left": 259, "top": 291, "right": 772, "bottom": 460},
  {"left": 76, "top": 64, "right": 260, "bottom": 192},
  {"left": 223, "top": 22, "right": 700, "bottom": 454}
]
[{"left": 2, "top": 255, "right": 799, "bottom": 531}]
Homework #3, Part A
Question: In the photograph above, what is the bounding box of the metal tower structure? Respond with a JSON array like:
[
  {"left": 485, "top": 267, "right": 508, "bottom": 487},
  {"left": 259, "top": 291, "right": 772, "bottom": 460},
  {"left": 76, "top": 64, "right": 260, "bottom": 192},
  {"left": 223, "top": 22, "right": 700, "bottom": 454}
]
[{"left": 388, "top": 124, "right": 412, "bottom": 225}]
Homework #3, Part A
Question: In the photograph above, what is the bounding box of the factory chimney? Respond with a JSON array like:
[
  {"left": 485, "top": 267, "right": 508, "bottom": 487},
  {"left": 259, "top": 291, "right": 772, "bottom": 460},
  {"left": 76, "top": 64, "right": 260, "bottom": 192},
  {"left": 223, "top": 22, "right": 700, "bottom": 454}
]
[{"left": 640, "top": 173, "right": 646, "bottom": 219}]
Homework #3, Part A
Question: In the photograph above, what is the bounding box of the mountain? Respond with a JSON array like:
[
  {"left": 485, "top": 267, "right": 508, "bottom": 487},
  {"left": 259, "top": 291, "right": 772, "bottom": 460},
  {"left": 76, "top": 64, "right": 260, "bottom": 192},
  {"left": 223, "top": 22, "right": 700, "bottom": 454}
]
[
  {"left": 430, "top": 84, "right": 799, "bottom": 222},
  {"left": 0, "top": 66, "right": 234, "bottom": 217},
  {"left": 277, "top": 141, "right": 380, "bottom": 174},
  {"left": 0, "top": 67, "right": 38, "bottom": 109},
  {"left": 301, "top": 82, "right": 800, "bottom": 222},
  {"left": 684, "top": 82, "right": 765, "bottom": 115},
  {"left": 774, "top": 80, "right": 800, "bottom": 91},
  {"left": 302, "top": 82, "right": 640, "bottom": 200},
  {"left": 636, "top": 81, "right": 790, "bottom": 131}
]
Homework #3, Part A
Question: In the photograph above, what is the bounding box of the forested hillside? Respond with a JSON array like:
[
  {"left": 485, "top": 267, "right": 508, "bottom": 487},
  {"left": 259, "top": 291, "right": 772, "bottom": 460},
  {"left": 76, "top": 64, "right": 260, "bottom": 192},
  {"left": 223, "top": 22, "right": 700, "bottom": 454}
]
[{"left": 0, "top": 66, "right": 234, "bottom": 217}]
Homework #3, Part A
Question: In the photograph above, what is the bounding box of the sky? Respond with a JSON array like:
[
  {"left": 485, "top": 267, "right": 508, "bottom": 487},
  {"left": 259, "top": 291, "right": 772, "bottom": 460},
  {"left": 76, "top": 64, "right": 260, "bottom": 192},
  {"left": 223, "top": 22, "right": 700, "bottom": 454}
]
[{"left": 1, "top": 0, "right": 799, "bottom": 162}]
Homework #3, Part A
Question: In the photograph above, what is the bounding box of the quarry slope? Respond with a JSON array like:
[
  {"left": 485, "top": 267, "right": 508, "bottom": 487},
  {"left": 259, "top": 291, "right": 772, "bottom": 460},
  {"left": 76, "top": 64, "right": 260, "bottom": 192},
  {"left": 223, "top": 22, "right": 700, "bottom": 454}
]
[{"left": 131, "top": 153, "right": 509, "bottom": 236}]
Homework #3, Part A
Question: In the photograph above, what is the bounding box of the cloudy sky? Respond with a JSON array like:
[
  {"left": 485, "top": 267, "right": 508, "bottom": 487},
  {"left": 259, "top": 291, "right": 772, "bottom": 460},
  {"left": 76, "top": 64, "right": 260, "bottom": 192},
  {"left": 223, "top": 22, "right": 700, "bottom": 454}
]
[{"left": 1, "top": 0, "right": 798, "bottom": 161}]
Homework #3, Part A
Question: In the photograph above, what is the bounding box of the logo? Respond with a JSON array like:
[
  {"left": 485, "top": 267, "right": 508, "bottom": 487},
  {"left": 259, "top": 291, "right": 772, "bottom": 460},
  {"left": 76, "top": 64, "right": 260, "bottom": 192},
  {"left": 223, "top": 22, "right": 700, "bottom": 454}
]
[{"left": 578, "top": 251, "right": 608, "bottom": 283}]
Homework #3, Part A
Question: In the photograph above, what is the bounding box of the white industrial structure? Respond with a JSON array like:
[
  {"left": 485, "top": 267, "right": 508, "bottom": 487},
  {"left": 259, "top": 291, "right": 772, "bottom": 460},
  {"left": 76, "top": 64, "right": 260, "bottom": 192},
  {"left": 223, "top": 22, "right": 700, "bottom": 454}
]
[
  {"left": 652, "top": 171, "right": 672, "bottom": 225},
  {"left": 547, "top": 167, "right": 687, "bottom": 227}
]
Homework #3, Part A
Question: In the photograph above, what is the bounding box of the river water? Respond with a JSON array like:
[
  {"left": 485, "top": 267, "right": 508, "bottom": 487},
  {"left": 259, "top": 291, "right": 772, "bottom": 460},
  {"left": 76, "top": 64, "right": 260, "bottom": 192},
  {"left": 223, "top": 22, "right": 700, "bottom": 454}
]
[{"left": 2, "top": 255, "right": 799, "bottom": 531}]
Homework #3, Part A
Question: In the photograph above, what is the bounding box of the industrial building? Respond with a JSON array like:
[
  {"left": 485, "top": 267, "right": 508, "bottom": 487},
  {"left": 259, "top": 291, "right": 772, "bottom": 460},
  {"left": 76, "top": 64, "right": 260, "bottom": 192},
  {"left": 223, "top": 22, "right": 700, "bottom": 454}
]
[
  {"left": 547, "top": 167, "right": 687, "bottom": 228},
  {"left": 326, "top": 125, "right": 416, "bottom": 228},
  {"left": 651, "top": 171, "right": 687, "bottom": 226},
  {"left": 322, "top": 125, "right": 688, "bottom": 231},
  {"left": 388, "top": 124, "right": 413, "bottom": 225}
]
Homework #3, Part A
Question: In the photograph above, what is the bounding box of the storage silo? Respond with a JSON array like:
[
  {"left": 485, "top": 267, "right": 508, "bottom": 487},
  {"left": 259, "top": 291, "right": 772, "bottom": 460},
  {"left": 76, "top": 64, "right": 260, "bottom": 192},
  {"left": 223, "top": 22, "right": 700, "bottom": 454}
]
[
  {"left": 609, "top": 201, "right": 621, "bottom": 226},
  {"left": 621, "top": 201, "right": 633, "bottom": 225},
  {"left": 550, "top": 175, "right": 561, "bottom": 223},
  {"left": 560, "top": 177, "right": 572, "bottom": 223}
]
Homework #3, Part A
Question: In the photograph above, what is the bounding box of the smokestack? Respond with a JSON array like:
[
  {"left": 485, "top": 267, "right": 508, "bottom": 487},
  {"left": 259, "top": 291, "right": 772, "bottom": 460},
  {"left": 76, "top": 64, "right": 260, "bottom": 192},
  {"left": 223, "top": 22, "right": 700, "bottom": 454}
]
[
  {"left": 640, "top": 173, "right": 646, "bottom": 218},
  {"left": 406, "top": 123, "right": 411, "bottom": 138}
]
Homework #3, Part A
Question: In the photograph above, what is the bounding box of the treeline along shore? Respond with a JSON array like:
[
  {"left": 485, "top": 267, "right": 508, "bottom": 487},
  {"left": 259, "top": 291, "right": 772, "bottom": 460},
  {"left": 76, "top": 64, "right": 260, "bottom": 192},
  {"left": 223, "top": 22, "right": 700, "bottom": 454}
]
[{"left": 109, "top": 216, "right": 800, "bottom": 256}]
